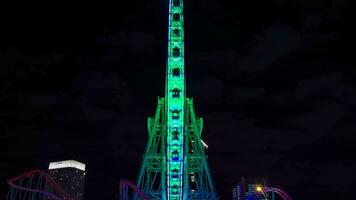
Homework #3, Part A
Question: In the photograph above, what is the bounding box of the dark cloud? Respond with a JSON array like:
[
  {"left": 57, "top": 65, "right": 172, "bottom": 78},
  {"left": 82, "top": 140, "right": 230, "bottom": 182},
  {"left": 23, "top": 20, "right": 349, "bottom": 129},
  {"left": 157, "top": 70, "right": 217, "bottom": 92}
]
[
  {"left": 100, "top": 48, "right": 124, "bottom": 65},
  {"left": 317, "top": 163, "right": 356, "bottom": 193},
  {"left": 191, "top": 50, "right": 240, "bottom": 79},
  {"left": 295, "top": 72, "right": 353, "bottom": 101},
  {"left": 97, "top": 31, "right": 157, "bottom": 57},
  {"left": 190, "top": 76, "right": 225, "bottom": 102},
  {"left": 22, "top": 52, "right": 70, "bottom": 66},
  {"left": 294, "top": 0, "right": 326, "bottom": 10},
  {"left": 229, "top": 87, "right": 266, "bottom": 103},
  {"left": 71, "top": 70, "right": 133, "bottom": 108},
  {"left": 238, "top": 25, "right": 301, "bottom": 72},
  {"left": 196, "top": 0, "right": 222, "bottom": 16},
  {"left": 291, "top": 103, "right": 348, "bottom": 137},
  {"left": 326, "top": 0, "right": 350, "bottom": 19},
  {"left": 0, "top": 47, "right": 21, "bottom": 75},
  {"left": 299, "top": 12, "right": 324, "bottom": 30}
]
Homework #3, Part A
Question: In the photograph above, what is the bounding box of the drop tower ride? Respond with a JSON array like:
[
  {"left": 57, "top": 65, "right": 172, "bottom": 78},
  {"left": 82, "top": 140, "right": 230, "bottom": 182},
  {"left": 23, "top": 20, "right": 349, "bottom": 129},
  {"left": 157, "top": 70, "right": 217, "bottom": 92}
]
[{"left": 135, "top": 0, "right": 218, "bottom": 199}]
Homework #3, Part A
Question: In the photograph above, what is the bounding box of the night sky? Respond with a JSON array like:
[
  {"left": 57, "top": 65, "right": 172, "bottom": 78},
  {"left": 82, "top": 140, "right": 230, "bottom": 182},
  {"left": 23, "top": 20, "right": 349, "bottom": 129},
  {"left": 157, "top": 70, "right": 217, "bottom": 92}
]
[{"left": 0, "top": 0, "right": 355, "bottom": 199}]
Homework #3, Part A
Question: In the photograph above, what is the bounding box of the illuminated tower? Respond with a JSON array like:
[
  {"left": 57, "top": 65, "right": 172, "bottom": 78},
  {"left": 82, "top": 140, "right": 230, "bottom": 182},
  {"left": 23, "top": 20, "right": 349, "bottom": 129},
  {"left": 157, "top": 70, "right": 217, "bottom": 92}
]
[{"left": 135, "top": 0, "right": 217, "bottom": 199}]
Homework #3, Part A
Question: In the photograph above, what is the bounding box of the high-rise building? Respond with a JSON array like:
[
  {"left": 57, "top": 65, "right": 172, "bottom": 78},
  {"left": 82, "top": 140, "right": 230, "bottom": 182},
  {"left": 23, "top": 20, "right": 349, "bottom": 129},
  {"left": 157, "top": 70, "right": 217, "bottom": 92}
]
[
  {"left": 232, "top": 183, "right": 244, "bottom": 200},
  {"left": 48, "top": 160, "right": 86, "bottom": 200},
  {"left": 232, "top": 177, "right": 268, "bottom": 200}
]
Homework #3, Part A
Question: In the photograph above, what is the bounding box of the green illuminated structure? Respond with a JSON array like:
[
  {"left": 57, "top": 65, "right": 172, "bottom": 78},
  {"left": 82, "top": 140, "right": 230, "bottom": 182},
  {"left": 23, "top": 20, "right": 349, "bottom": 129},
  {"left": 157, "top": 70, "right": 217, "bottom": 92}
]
[{"left": 136, "top": 0, "right": 217, "bottom": 199}]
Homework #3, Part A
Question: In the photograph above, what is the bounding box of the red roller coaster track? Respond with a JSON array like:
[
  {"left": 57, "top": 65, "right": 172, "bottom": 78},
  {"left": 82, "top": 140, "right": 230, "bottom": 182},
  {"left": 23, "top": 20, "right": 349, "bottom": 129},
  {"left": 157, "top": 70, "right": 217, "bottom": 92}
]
[
  {"left": 7, "top": 169, "right": 74, "bottom": 200},
  {"left": 119, "top": 179, "right": 150, "bottom": 200},
  {"left": 262, "top": 186, "right": 292, "bottom": 200}
]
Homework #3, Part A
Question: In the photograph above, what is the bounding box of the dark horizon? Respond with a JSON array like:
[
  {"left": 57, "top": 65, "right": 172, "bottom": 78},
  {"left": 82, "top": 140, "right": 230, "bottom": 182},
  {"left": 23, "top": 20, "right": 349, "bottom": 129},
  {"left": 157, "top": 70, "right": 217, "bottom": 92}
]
[{"left": 1, "top": 0, "right": 354, "bottom": 199}]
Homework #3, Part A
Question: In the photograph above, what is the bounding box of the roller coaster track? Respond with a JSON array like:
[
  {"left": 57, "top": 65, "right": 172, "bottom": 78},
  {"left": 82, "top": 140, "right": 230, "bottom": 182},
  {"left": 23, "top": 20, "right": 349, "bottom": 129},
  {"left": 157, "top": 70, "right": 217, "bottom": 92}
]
[
  {"left": 119, "top": 179, "right": 150, "bottom": 200},
  {"left": 6, "top": 169, "right": 74, "bottom": 200},
  {"left": 262, "top": 186, "right": 292, "bottom": 200}
]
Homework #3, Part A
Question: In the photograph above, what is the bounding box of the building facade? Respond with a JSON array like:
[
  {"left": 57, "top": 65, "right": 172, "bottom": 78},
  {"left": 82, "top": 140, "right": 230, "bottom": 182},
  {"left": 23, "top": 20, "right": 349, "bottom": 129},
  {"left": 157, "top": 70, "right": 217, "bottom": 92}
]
[
  {"left": 48, "top": 160, "right": 86, "bottom": 200},
  {"left": 232, "top": 177, "right": 268, "bottom": 200}
]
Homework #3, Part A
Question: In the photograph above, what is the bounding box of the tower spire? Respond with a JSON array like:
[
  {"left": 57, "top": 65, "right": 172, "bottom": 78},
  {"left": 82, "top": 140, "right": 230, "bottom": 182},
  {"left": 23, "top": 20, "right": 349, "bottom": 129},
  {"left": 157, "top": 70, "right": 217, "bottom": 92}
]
[{"left": 135, "top": 0, "right": 218, "bottom": 199}]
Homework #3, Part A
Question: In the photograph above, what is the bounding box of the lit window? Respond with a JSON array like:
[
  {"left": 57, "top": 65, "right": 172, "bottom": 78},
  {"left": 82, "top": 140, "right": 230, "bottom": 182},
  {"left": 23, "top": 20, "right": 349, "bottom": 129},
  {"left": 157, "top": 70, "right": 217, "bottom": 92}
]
[
  {"left": 173, "top": 14, "right": 180, "bottom": 22},
  {"left": 172, "top": 47, "right": 180, "bottom": 57},
  {"left": 173, "top": 0, "right": 180, "bottom": 7},
  {"left": 171, "top": 88, "right": 181, "bottom": 98},
  {"left": 172, "top": 68, "right": 180, "bottom": 77},
  {"left": 171, "top": 109, "right": 180, "bottom": 119},
  {"left": 172, "top": 131, "right": 179, "bottom": 140},
  {"left": 173, "top": 29, "right": 180, "bottom": 37}
]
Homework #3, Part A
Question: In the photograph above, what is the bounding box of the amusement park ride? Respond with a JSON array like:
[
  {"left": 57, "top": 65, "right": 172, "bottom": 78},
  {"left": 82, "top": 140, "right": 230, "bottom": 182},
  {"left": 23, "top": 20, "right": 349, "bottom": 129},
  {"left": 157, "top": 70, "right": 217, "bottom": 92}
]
[
  {"left": 134, "top": 0, "right": 217, "bottom": 198},
  {"left": 5, "top": 0, "right": 293, "bottom": 199}
]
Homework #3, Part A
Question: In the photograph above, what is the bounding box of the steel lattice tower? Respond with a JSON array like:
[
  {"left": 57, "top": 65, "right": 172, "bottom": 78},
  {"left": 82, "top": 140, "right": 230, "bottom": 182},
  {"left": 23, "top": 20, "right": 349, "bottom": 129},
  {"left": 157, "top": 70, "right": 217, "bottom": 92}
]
[{"left": 136, "top": 0, "right": 218, "bottom": 199}]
